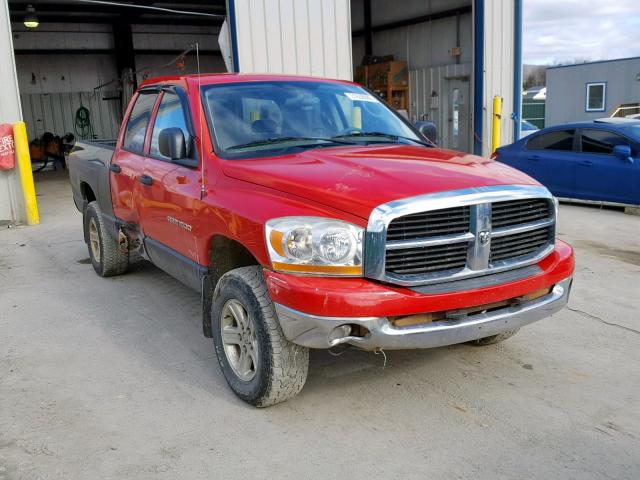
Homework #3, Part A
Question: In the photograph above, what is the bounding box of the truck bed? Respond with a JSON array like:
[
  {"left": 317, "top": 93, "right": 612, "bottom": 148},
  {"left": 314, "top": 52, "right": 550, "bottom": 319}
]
[{"left": 68, "top": 139, "right": 116, "bottom": 218}]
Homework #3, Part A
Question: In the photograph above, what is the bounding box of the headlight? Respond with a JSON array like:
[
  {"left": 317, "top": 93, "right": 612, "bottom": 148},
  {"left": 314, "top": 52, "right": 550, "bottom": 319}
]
[{"left": 265, "top": 217, "right": 364, "bottom": 276}]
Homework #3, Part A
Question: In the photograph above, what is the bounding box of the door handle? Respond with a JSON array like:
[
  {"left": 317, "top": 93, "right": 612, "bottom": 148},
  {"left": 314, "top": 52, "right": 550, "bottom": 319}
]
[
  {"left": 139, "top": 174, "right": 153, "bottom": 186},
  {"left": 109, "top": 163, "right": 121, "bottom": 173},
  {"left": 527, "top": 155, "right": 541, "bottom": 161},
  {"left": 579, "top": 160, "right": 593, "bottom": 167}
]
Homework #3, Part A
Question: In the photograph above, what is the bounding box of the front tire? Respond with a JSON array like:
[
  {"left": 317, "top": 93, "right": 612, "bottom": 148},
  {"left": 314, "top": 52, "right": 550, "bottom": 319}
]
[
  {"left": 84, "top": 201, "right": 128, "bottom": 277},
  {"left": 211, "top": 266, "right": 309, "bottom": 407}
]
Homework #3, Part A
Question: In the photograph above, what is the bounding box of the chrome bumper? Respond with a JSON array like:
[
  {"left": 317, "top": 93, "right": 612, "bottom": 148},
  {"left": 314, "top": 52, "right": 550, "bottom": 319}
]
[{"left": 274, "top": 277, "right": 572, "bottom": 350}]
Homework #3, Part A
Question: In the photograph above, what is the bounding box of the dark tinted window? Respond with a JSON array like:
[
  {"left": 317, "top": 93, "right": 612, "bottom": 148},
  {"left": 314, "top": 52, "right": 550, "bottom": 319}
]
[
  {"left": 581, "top": 129, "right": 629, "bottom": 155},
  {"left": 527, "top": 130, "right": 575, "bottom": 151},
  {"left": 150, "top": 93, "right": 191, "bottom": 160},
  {"left": 123, "top": 92, "right": 158, "bottom": 153}
]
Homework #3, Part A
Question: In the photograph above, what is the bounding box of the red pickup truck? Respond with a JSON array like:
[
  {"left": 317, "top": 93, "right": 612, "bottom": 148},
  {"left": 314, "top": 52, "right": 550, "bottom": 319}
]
[{"left": 69, "top": 74, "right": 574, "bottom": 406}]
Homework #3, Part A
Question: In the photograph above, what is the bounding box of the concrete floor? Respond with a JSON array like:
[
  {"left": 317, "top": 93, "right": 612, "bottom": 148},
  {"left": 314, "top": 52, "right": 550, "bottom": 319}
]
[{"left": 1, "top": 171, "right": 639, "bottom": 480}]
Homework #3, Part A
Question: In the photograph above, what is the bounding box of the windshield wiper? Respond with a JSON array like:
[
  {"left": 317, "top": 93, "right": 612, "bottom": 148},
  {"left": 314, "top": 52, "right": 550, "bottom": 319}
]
[
  {"left": 227, "top": 137, "right": 355, "bottom": 151},
  {"left": 332, "top": 131, "right": 432, "bottom": 147}
]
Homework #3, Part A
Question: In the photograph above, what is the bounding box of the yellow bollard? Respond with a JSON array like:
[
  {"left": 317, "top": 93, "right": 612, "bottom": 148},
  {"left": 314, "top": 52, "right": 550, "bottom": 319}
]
[
  {"left": 13, "top": 121, "right": 40, "bottom": 225},
  {"left": 491, "top": 95, "right": 502, "bottom": 154}
]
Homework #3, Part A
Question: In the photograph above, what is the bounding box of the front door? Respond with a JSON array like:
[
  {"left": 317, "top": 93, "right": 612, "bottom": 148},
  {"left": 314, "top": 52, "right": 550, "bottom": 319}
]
[
  {"left": 110, "top": 91, "right": 159, "bottom": 224},
  {"left": 576, "top": 128, "right": 639, "bottom": 204},
  {"left": 518, "top": 129, "right": 577, "bottom": 197},
  {"left": 138, "top": 90, "right": 201, "bottom": 261}
]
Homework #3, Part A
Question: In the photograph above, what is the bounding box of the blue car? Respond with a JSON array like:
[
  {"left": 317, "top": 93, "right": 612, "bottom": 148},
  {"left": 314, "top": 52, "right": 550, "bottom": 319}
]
[{"left": 495, "top": 119, "right": 640, "bottom": 206}]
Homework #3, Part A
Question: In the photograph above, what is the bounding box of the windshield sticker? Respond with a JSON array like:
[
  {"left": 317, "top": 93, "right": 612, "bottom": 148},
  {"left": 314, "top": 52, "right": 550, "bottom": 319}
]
[{"left": 344, "top": 92, "right": 377, "bottom": 103}]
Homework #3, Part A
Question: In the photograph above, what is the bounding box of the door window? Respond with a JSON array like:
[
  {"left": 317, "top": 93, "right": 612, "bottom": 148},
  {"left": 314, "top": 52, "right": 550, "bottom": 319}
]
[
  {"left": 150, "top": 92, "right": 192, "bottom": 160},
  {"left": 581, "top": 129, "right": 629, "bottom": 155},
  {"left": 527, "top": 130, "right": 575, "bottom": 151},
  {"left": 123, "top": 92, "right": 158, "bottom": 154}
]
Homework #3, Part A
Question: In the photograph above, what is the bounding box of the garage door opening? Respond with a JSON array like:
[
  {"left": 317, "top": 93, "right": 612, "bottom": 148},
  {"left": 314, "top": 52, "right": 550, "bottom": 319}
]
[
  {"left": 8, "top": 0, "right": 227, "bottom": 175},
  {"left": 351, "top": 0, "right": 473, "bottom": 152}
]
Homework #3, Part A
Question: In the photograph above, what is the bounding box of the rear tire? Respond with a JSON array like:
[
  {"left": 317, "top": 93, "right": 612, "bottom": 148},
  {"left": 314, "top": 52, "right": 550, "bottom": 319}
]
[
  {"left": 467, "top": 329, "right": 519, "bottom": 346},
  {"left": 211, "top": 266, "right": 309, "bottom": 407},
  {"left": 84, "top": 201, "right": 128, "bottom": 277}
]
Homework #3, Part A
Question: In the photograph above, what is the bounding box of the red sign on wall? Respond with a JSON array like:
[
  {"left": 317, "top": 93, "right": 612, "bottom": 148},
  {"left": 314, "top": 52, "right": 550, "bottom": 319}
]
[{"left": 0, "top": 124, "right": 16, "bottom": 170}]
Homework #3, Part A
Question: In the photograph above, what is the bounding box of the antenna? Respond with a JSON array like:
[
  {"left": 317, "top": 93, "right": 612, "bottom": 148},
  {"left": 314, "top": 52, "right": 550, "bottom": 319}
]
[{"left": 195, "top": 42, "right": 206, "bottom": 200}]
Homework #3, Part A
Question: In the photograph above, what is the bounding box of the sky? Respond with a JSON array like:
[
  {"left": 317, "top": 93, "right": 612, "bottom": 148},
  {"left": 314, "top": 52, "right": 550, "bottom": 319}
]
[{"left": 523, "top": 0, "right": 640, "bottom": 65}]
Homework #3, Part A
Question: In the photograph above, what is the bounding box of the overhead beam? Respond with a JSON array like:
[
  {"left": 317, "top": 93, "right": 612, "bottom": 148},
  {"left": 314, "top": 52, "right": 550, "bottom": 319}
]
[
  {"left": 352, "top": 6, "right": 472, "bottom": 36},
  {"left": 8, "top": 0, "right": 225, "bottom": 26},
  {"left": 8, "top": 1, "right": 226, "bottom": 15},
  {"left": 9, "top": 14, "right": 224, "bottom": 26},
  {"left": 14, "top": 49, "right": 221, "bottom": 55}
]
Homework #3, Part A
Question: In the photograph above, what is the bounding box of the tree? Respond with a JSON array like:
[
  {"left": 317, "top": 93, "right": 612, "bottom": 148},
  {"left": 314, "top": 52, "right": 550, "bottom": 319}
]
[{"left": 523, "top": 65, "right": 546, "bottom": 90}]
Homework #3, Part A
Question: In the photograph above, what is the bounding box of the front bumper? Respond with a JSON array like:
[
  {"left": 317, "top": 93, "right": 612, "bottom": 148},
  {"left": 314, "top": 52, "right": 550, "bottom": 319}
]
[{"left": 274, "top": 277, "right": 572, "bottom": 350}]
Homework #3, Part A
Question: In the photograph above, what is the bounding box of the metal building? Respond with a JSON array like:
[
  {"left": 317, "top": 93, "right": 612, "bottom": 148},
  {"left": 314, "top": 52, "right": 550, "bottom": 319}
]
[
  {"left": 0, "top": 0, "right": 523, "bottom": 224},
  {"left": 545, "top": 57, "right": 640, "bottom": 126}
]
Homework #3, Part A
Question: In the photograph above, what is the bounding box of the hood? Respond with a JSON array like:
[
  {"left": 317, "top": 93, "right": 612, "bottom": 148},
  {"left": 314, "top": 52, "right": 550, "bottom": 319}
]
[{"left": 221, "top": 145, "right": 540, "bottom": 220}]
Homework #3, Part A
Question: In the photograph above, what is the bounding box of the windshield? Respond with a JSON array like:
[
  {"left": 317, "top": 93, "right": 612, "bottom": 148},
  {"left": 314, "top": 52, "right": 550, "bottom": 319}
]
[{"left": 202, "top": 81, "right": 426, "bottom": 158}]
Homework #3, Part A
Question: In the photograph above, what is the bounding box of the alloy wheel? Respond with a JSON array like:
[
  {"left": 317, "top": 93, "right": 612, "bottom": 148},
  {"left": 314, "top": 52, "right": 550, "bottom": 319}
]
[
  {"left": 220, "top": 299, "right": 259, "bottom": 381},
  {"left": 89, "top": 217, "right": 101, "bottom": 263}
]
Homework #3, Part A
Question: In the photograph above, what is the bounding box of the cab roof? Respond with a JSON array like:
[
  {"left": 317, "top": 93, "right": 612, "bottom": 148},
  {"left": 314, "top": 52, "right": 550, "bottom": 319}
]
[{"left": 139, "top": 73, "right": 356, "bottom": 90}]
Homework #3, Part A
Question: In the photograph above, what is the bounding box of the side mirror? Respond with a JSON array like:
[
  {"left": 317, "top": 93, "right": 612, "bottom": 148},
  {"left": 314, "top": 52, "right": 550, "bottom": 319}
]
[
  {"left": 159, "top": 128, "right": 187, "bottom": 160},
  {"left": 613, "top": 144, "right": 633, "bottom": 163},
  {"left": 414, "top": 121, "right": 437, "bottom": 144}
]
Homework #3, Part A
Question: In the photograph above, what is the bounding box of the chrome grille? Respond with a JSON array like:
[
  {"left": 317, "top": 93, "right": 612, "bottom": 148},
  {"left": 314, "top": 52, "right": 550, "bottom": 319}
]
[
  {"left": 491, "top": 199, "right": 550, "bottom": 228},
  {"left": 366, "top": 186, "right": 556, "bottom": 287},
  {"left": 386, "top": 243, "right": 469, "bottom": 275},
  {"left": 387, "top": 206, "right": 470, "bottom": 240},
  {"left": 490, "top": 226, "right": 552, "bottom": 263}
]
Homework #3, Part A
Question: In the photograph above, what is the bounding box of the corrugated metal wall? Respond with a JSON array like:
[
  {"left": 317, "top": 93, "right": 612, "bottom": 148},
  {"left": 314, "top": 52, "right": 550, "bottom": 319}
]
[
  {"left": 409, "top": 63, "right": 471, "bottom": 147},
  {"left": 131, "top": 24, "right": 226, "bottom": 83},
  {"left": 481, "top": 1, "right": 515, "bottom": 157},
  {"left": 545, "top": 58, "right": 640, "bottom": 126},
  {"left": 0, "top": 1, "right": 24, "bottom": 222},
  {"left": 350, "top": 0, "right": 475, "bottom": 151},
  {"left": 232, "top": 0, "right": 353, "bottom": 80},
  {"left": 13, "top": 22, "right": 227, "bottom": 141},
  {"left": 351, "top": 0, "right": 472, "bottom": 70},
  {"left": 15, "top": 54, "right": 118, "bottom": 95},
  {"left": 20, "top": 91, "right": 121, "bottom": 141}
]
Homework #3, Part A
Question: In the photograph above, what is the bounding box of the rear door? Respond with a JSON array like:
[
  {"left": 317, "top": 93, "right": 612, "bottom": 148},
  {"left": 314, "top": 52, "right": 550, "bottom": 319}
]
[
  {"left": 577, "top": 128, "right": 639, "bottom": 203},
  {"left": 138, "top": 89, "right": 202, "bottom": 260},
  {"left": 521, "top": 129, "right": 577, "bottom": 197},
  {"left": 111, "top": 91, "right": 159, "bottom": 224}
]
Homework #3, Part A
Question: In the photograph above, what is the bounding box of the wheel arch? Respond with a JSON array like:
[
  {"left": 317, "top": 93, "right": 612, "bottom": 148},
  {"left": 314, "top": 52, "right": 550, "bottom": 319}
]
[
  {"left": 80, "top": 181, "right": 96, "bottom": 205},
  {"left": 201, "top": 234, "right": 264, "bottom": 338}
]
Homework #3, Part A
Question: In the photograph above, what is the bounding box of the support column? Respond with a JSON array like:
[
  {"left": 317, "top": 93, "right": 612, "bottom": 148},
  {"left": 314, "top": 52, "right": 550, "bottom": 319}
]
[
  {"left": 0, "top": 1, "right": 24, "bottom": 223},
  {"left": 112, "top": 22, "right": 137, "bottom": 89},
  {"left": 363, "top": 0, "right": 372, "bottom": 56}
]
